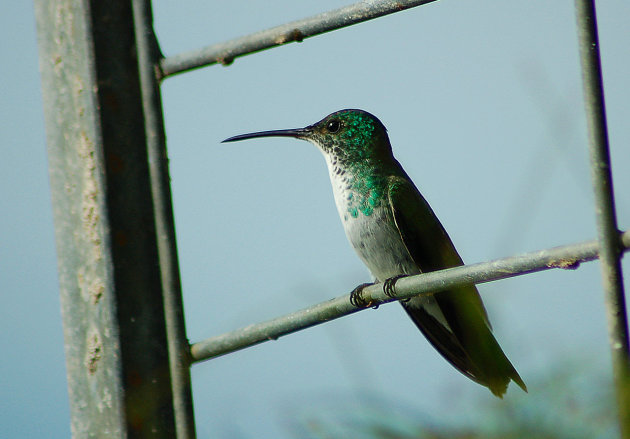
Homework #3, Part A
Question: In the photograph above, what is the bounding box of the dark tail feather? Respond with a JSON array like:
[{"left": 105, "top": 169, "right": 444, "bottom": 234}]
[{"left": 401, "top": 298, "right": 526, "bottom": 397}]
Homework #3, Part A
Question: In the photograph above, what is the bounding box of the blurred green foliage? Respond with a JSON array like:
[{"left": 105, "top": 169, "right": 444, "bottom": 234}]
[{"left": 285, "top": 361, "right": 616, "bottom": 439}]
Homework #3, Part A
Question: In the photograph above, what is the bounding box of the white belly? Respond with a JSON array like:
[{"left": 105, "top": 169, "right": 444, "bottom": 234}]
[
  {"left": 324, "top": 159, "right": 418, "bottom": 282},
  {"left": 341, "top": 205, "right": 419, "bottom": 281},
  {"left": 326, "top": 163, "right": 449, "bottom": 327}
]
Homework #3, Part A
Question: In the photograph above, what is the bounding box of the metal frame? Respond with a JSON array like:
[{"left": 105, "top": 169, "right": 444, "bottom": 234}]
[
  {"left": 131, "top": 1, "right": 196, "bottom": 437},
  {"left": 35, "top": 0, "right": 628, "bottom": 437},
  {"left": 575, "top": 0, "right": 630, "bottom": 434},
  {"left": 192, "top": 232, "right": 630, "bottom": 361},
  {"left": 35, "top": 0, "right": 178, "bottom": 436}
]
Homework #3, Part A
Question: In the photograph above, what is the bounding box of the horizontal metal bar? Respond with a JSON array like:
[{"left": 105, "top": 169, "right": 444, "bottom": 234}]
[
  {"left": 191, "top": 230, "right": 630, "bottom": 363},
  {"left": 159, "top": 0, "right": 438, "bottom": 78}
]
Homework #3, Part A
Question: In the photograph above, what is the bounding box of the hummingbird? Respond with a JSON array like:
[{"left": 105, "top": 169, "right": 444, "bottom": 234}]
[{"left": 223, "top": 109, "right": 526, "bottom": 397}]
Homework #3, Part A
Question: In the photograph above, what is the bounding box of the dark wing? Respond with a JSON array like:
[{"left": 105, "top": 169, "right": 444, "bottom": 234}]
[{"left": 387, "top": 175, "right": 526, "bottom": 397}]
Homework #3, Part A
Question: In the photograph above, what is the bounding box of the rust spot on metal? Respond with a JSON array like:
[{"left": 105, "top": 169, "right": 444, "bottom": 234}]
[
  {"left": 77, "top": 269, "right": 105, "bottom": 304},
  {"left": 547, "top": 258, "right": 581, "bottom": 270},
  {"left": 89, "top": 280, "right": 105, "bottom": 304},
  {"left": 78, "top": 131, "right": 103, "bottom": 261},
  {"left": 290, "top": 29, "right": 304, "bottom": 42},
  {"left": 217, "top": 54, "right": 234, "bottom": 66},
  {"left": 72, "top": 74, "right": 84, "bottom": 96},
  {"left": 52, "top": 55, "right": 63, "bottom": 75},
  {"left": 275, "top": 28, "right": 304, "bottom": 45},
  {"left": 86, "top": 332, "right": 102, "bottom": 374}
]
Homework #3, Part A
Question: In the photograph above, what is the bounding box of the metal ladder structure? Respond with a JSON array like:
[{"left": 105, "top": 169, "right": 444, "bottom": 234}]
[{"left": 34, "top": 0, "right": 629, "bottom": 437}]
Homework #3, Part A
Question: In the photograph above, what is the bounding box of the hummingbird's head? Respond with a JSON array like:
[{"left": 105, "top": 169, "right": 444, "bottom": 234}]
[{"left": 223, "top": 109, "right": 393, "bottom": 169}]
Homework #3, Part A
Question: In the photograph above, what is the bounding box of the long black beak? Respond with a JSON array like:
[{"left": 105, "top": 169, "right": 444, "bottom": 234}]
[{"left": 222, "top": 127, "right": 311, "bottom": 143}]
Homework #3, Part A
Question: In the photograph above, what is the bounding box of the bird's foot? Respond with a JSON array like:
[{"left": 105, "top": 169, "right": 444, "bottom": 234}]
[
  {"left": 350, "top": 282, "right": 378, "bottom": 309},
  {"left": 383, "top": 275, "right": 409, "bottom": 302}
]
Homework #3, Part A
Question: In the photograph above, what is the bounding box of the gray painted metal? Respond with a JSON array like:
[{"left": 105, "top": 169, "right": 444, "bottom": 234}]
[
  {"left": 191, "top": 231, "right": 630, "bottom": 363},
  {"left": 575, "top": 0, "right": 630, "bottom": 436},
  {"left": 35, "top": 0, "right": 176, "bottom": 436},
  {"left": 131, "top": 0, "right": 196, "bottom": 437},
  {"left": 159, "top": 0, "right": 439, "bottom": 77}
]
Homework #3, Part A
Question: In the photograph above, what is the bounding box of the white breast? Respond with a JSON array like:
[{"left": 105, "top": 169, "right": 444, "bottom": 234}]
[{"left": 324, "top": 157, "right": 418, "bottom": 282}]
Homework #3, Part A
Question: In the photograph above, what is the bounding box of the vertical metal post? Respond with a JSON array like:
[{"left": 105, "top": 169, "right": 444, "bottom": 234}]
[
  {"left": 131, "top": 0, "right": 197, "bottom": 438},
  {"left": 35, "top": 0, "right": 177, "bottom": 436},
  {"left": 575, "top": 1, "right": 630, "bottom": 437}
]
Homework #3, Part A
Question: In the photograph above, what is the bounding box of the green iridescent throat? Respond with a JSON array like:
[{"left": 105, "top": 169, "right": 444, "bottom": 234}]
[{"left": 346, "top": 174, "right": 386, "bottom": 218}]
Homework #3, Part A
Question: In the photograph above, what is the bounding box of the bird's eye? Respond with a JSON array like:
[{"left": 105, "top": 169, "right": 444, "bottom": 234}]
[{"left": 326, "top": 119, "right": 341, "bottom": 133}]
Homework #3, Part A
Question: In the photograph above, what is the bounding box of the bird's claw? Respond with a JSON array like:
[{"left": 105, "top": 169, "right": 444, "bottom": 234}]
[
  {"left": 383, "top": 275, "right": 409, "bottom": 301},
  {"left": 350, "top": 282, "right": 376, "bottom": 308}
]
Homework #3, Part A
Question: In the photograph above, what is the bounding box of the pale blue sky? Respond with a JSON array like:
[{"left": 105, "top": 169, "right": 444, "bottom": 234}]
[{"left": 2, "top": 1, "right": 629, "bottom": 437}]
